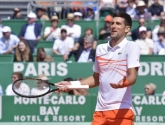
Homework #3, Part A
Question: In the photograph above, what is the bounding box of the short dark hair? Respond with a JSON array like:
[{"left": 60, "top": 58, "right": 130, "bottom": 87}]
[
  {"left": 61, "top": 29, "right": 67, "bottom": 33},
  {"left": 85, "top": 28, "right": 93, "bottom": 34},
  {"left": 113, "top": 12, "right": 132, "bottom": 28},
  {"left": 13, "top": 72, "right": 23, "bottom": 79}
]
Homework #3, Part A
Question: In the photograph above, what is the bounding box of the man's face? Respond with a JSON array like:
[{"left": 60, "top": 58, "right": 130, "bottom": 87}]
[
  {"left": 3, "top": 32, "right": 10, "bottom": 39},
  {"left": 110, "top": 17, "right": 129, "bottom": 40},
  {"left": 85, "top": 30, "right": 92, "bottom": 36},
  {"left": 61, "top": 32, "right": 67, "bottom": 38},
  {"left": 28, "top": 18, "right": 35, "bottom": 24},
  {"left": 139, "top": 31, "right": 147, "bottom": 39},
  {"left": 84, "top": 40, "right": 92, "bottom": 49},
  {"left": 67, "top": 19, "right": 74, "bottom": 26},
  {"left": 51, "top": 20, "right": 58, "bottom": 27},
  {"left": 12, "top": 74, "right": 19, "bottom": 83},
  {"left": 139, "top": 18, "right": 146, "bottom": 26}
]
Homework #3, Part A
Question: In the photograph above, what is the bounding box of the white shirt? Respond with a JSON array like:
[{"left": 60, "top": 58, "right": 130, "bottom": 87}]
[
  {"left": 31, "top": 87, "right": 49, "bottom": 95},
  {"left": 24, "top": 23, "right": 36, "bottom": 40},
  {"left": 6, "top": 83, "right": 30, "bottom": 96},
  {"left": 61, "top": 24, "right": 81, "bottom": 39},
  {"left": 135, "top": 38, "right": 154, "bottom": 55},
  {"left": 78, "top": 48, "right": 92, "bottom": 62},
  {"left": 0, "top": 34, "right": 20, "bottom": 54},
  {"left": 44, "top": 27, "right": 61, "bottom": 41},
  {"left": 93, "top": 38, "right": 140, "bottom": 111},
  {"left": 152, "top": 25, "right": 160, "bottom": 42},
  {"left": 53, "top": 37, "right": 74, "bottom": 55}
]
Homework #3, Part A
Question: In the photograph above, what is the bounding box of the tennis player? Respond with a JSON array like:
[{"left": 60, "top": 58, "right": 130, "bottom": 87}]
[{"left": 56, "top": 12, "right": 140, "bottom": 125}]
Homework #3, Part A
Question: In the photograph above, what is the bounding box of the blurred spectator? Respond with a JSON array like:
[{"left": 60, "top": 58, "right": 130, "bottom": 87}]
[
  {"left": 84, "top": 6, "right": 95, "bottom": 20},
  {"left": 0, "top": 18, "right": 3, "bottom": 38},
  {"left": 36, "top": 7, "right": 49, "bottom": 20},
  {"left": 153, "top": 27, "right": 165, "bottom": 55},
  {"left": 74, "top": 12, "right": 82, "bottom": 21},
  {"left": 6, "top": 72, "right": 30, "bottom": 96},
  {"left": 0, "top": 85, "right": 3, "bottom": 96},
  {"left": 73, "top": 28, "right": 97, "bottom": 50},
  {"left": 31, "top": 74, "right": 51, "bottom": 96},
  {"left": 0, "top": 26, "right": 19, "bottom": 54},
  {"left": 53, "top": 28, "right": 74, "bottom": 60},
  {"left": 10, "top": 8, "right": 23, "bottom": 20},
  {"left": 148, "top": 0, "right": 163, "bottom": 19},
  {"left": 144, "top": 83, "right": 156, "bottom": 95},
  {"left": 152, "top": 19, "right": 165, "bottom": 42},
  {"left": 126, "top": 0, "right": 136, "bottom": 18},
  {"left": 66, "top": 36, "right": 95, "bottom": 62},
  {"left": 19, "top": 12, "right": 42, "bottom": 53},
  {"left": 99, "top": 15, "right": 112, "bottom": 40},
  {"left": 131, "top": 18, "right": 151, "bottom": 41},
  {"left": 135, "top": 26, "right": 154, "bottom": 55},
  {"left": 13, "top": 40, "right": 33, "bottom": 62},
  {"left": 133, "top": 1, "right": 152, "bottom": 20},
  {"left": 43, "top": 16, "right": 61, "bottom": 41},
  {"left": 116, "top": 0, "right": 128, "bottom": 12},
  {"left": 61, "top": 13, "right": 81, "bottom": 41},
  {"left": 36, "top": 48, "right": 53, "bottom": 62}
]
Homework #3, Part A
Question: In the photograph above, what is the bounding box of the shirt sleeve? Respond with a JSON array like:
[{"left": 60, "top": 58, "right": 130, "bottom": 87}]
[
  {"left": 44, "top": 27, "right": 51, "bottom": 35},
  {"left": 127, "top": 43, "right": 140, "bottom": 69}
]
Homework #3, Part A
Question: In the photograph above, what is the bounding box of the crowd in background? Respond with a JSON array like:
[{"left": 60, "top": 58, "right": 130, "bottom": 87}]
[{"left": 0, "top": 0, "right": 165, "bottom": 96}]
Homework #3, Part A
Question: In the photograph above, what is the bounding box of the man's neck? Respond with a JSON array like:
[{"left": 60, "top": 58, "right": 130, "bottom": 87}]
[{"left": 110, "top": 35, "right": 125, "bottom": 47}]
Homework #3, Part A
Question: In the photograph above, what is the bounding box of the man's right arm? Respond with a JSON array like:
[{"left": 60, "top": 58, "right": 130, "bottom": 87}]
[{"left": 79, "top": 72, "right": 99, "bottom": 88}]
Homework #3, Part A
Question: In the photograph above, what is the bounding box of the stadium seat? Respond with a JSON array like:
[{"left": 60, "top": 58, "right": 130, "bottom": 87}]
[{"left": 0, "top": 54, "right": 14, "bottom": 62}]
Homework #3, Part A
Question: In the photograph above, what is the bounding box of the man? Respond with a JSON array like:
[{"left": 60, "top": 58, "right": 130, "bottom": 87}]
[
  {"left": 153, "top": 27, "right": 165, "bottom": 55},
  {"left": 73, "top": 28, "right": 97, "bottom": 50},
  {"left": 56, "top": 12, "right": 140, "bottom": 125},
  {"left": 53, "top": 28, "right": 74, "bottom": 60},
  {"left": 5, "top": 72, "right": 30, "bottom": 96},
  {"left": 131, "top": 18, "right": 151, "bottom": 41},
  {"left": 99, "top": 15, "right": 113, "bottom": 40},
  {"left": 74, "top": 12, "right": 82, "bottom": 21},
  {"left": 43, "top": 15, "right": 61, "bottom": 41},
  {"left": 133, "top": 0, "right": 151, "bottom": 20},
  {"left": 66, "top": 36, "right": 95, "bottom": 62},
  {"left": 135, "top": 26, "right": 154, "bottom": 55},
  {"left": 0, "top": 26, "right": 19, "bottom": 54},
  {"left": 36, "top": 7, "right": 49, "bottom": 20},
  {"left": 84, "top": 6, "right": 95, "bottom": 20},
  {"left": 148, "top": 0, "right": 163, "bottom": 19},
  {"left": 10, "top": 8, "right": 23, "bottom": 19},
  {"left": 18, "top": 12, "right": 42, "bottom": 53},
  {"left": 61, "top": 13, "right": 81, "bottom": 41}
]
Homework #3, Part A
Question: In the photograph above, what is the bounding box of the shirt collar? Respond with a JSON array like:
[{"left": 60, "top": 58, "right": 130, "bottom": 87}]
[
  {"left": 84, "top": 47, "right": 92, "bottom": 52},
  {"left": 107, "top": 38, "right": 128, "bottom": 49},
  {"left": 28, "top": 22, "right": 35, "bottom": 26}
]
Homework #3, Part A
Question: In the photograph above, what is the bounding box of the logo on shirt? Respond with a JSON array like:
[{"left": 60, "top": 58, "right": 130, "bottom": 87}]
[{"left": 118, "top": 52, "right": 122, "bottom": 55}]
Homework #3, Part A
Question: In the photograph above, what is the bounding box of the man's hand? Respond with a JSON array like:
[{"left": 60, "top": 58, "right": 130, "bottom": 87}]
[
  {"left": 36, "top": 36, "right": 41, "bottom": 41},
  {"left": 110, "top": 77, "right": 126, "bottom": 89},
  {"left": 55, "top": 81, "right": 71, "bottom": 94}
]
